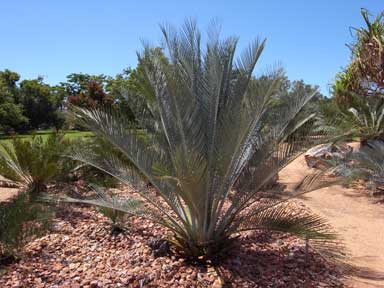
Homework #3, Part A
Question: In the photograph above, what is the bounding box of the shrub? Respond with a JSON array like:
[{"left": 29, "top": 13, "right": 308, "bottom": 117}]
[
  {"left": 335, "top": 140, "right": 384, "bottom": 196},
  {"left": 80, "top": 168, "right": 120, "bottom": 188},
  {"left": 318, "top": 94, "right": 384, "bottom": 144},
  {"left": 0, "top": 133, "right": 73, "bottom": 195},
  {"left": 68, "top": 21, "right": 341, "bottom": 261},
  {"left": 68, "top": 137, "right": 131, "bottom": 188},
  {"left": 0, "top": 192, "right": 52, "bottom": 258},
  {"left": 97, "top": 197, "right": 131, "bottom": 234},
  {"left": 95, "top": 189, "right": 142, "bottom": 234}
]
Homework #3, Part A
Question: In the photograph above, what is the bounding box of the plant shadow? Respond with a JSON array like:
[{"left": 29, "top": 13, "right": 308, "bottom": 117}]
[{"left": 213, "top": 232, "right": 344, "bottom": 287}]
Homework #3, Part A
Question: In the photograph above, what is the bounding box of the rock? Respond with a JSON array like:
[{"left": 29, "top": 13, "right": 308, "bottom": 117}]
[
  {"left": 304, "top": 143, "right": 352, "bottom": 168},
  {"left": 146, "top": 238, "right": 170, "bottom": 257},
  {"left": 69, "top": 263, "right": 80, "bottom": 270},
  {"left": 212, "top": 276, "right": 224, "bottom": 287},
  {"left": 52, "top": 264, "right": 63, "bottom": 272},
  {"left": 90, "top": 280, "right": 99, "bottom": 288}
]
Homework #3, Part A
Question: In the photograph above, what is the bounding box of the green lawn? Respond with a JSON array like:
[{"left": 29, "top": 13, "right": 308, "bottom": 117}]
[{"left": 0, "top": 130, "right": 94, "bottom": 147}]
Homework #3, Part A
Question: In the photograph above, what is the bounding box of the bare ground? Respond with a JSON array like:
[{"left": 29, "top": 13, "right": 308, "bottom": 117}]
[
  {"left": 279, "top": 154, "right": 384, "bottom": 288},
  {"left": 0, "top": 175, "right": 18, "bottom": 203},
  {"left": 0, "top": 188, "right": 18, "bottom": 203}
]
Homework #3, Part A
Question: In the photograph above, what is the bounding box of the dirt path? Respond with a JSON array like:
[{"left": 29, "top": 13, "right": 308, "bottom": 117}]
[
  {"left": 0, "top": 175, "right": 18, "bottom": 202},
  {"left": 280, "top": 154, "right": 384, "bottom": 287},
  {"left": 0, "top": 187, "right": 18, "bottom": 202}
]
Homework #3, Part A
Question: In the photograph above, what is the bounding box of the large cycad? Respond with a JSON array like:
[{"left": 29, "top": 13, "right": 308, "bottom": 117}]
[{"left": 70, "top": 21, "right": 340, "bottom": 260}]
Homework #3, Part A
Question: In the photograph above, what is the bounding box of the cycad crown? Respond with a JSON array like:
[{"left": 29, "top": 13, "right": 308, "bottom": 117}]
[{"left": 70, "top": 20, "right": 340, "bottom": 259}]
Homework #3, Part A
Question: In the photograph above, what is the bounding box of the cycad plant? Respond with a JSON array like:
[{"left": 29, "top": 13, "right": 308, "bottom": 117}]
[
  {"left": 347, "top": 96, "right": 384, "bottom": 143},
  {"left": 318, "top": 94, "right": 384, "bottom": 144},
  {"left": 0, "top": 191, "right": 52, "bottom": 257},
  {"left": 0, "top": 133, "right": 71, "bottom": 195},
  {"left": 97, "top": 194, "right": 140, "bottom": 234},
  {"left": 69, "top": 22, "right": 340, "bottom": 260},
  {"left": 334, "top": 140, "right": 384, "bottom": 196}
]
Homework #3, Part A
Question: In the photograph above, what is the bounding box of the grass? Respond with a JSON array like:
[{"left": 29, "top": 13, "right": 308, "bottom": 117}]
[{"left": 0, "top": 130, "right": 94, "bottom": 151}]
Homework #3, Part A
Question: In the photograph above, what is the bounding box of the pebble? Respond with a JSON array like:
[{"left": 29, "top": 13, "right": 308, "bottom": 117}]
[{"left": 0, "top": 190, "right": 345, "bottom": 287}]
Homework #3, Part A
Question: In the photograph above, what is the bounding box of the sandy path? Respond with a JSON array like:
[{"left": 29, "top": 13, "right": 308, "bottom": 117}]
[
  {"left": 280, "top": 155, "right": 384, "bottom": 287},
  {"left": 0, "top": 187, "right": 18, "bottom": 202},
  {"left": 0, "top": 175, "right": 18, "bottom": 202}
]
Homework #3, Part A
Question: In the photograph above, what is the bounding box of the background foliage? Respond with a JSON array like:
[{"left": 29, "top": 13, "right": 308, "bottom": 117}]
[{"left": 0, "top": 56, "right": 323, "bottom": 135}]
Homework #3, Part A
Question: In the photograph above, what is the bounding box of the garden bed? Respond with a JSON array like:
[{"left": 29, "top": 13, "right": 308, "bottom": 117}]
[{"left": 0, "top": 189, "right": 344, "bottom": 288}]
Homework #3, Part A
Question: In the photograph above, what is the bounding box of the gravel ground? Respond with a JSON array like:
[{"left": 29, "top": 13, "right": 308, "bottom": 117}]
[{"left": 0, "top": 199, "right": 344, "bottom": 287}]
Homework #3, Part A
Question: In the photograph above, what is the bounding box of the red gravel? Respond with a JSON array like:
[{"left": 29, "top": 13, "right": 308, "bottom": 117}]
[{"left": 0, "top": 198, "right": 344, "bottom": 287}]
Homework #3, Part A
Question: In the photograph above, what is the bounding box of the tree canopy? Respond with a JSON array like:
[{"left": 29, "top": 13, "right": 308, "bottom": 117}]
[
  {"left": 333, "top": 9, "right": 384, "bottom": 107},
  {"left": 0, "top": 59, "right": 323, "bottom": 134}
]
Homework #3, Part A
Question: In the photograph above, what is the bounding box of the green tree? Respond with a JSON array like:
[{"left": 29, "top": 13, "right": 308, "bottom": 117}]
[
  {"left": 19, "top": 77, "right": 64, "bottom": 130},
  {"left": 105, "top": 69, "right": 135, "bottom": 120},
  {"left": 322, "top": 9, "right": 384, "bottom": 144},
  {"left": 0, "top": 69, "right": 19, "bottom": 97},
  {"left": 0, "top": 70, "right": 28, "bottom": 133},
  {"left": 106, "top": 48, "right": 165, "bottom": 124},
  {"left": 333, "top": 9, "right": 384, "bottom": 106},
  {"left": 0, "top": 103, "right": 28, "bottom": 133}
]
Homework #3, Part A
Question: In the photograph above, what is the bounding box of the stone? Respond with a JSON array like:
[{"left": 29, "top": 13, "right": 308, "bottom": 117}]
[{"left": 304, "top": 143, "right": 352, "bottom": 168}]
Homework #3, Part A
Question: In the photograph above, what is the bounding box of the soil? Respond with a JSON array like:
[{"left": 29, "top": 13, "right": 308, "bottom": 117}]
[
  {"left": 0, "top": 175, "right": 19, "bottom": 203},
  {"left": 0, "top": 188, "right": 18, "bottom": 203},
  {"left": 279, "top": 149, "right": 384, "bottom": 288}
]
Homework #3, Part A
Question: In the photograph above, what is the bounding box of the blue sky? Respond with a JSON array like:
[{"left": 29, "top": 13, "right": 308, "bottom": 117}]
[{"left": 0, "top": 1, "right": 382, "bottom": 95}]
